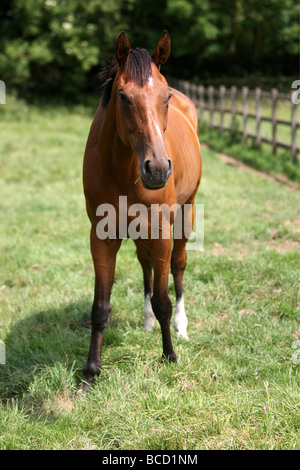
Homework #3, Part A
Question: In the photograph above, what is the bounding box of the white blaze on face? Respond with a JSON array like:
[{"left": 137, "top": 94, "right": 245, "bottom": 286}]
[
  {"left": 173, "top": 296, "right": 189, "bottom": 340},
  {"left": 149, "top": 110, "right": 163, "bottom": 142},
  {"left": 147, "top": 77, "right": 163, "bottom": 141},
  {"left": 143, "top": 293, "right": 155, "bottom": 331},
  {"left": 154, "top": 120, "right": 163, "bottom": 140}
]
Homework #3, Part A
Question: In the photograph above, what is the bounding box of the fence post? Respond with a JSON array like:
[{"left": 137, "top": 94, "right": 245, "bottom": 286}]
[
  {"left": 231, "top": 86, "right": 237, "bottom": 130},
  {"left": 291, "top": 100, "right": 297, "bottom": 162},
  {"left": 183, "top": 81, "right": 190, "bottom": 100},
  {"left": 190, "top": 83, "right": 197, "bottom": 107},
  {"left": 242, "top": 86, "right": 248, "bottom": 143},
  {"left": 198, "top": 85, "right": 205, "bottom": 122},
  {"left": 271, "top": 88, "right": 278, "bottom": 155},
  {"left": 255, "top": 88, "right": 262, "bottom": 149},
  {"left": 219, "top": 85, "right": 226, "bottom": 134},
  {"left": 190, "top": 83, "right": 194, "bottom": 103},
  {"left": 173, "top": 78, "right": 298, "bottom": 162},
  {"left": 208, "top": 86, "right": 214, "bottom": 130}
]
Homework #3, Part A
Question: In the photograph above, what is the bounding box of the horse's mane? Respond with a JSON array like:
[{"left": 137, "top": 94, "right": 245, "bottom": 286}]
[{"left": 98, "top": 48, "right": 152, "bottom": 108}]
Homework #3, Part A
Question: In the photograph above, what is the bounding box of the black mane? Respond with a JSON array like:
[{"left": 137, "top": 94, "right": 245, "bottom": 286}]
[
  {"left": 97, "top": 59, "right": 118, "bottom": 108},
  {"left": 98, "top": 48, "right": 152, "bottom": 108}
]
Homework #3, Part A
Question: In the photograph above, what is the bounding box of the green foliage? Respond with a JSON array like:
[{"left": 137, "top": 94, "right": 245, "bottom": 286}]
[
  {"left": 0, "top": 0, "right": 298, "bottom": 99},
  {"left": 0, "top": 0, "right": 127, "bottom": 98}
]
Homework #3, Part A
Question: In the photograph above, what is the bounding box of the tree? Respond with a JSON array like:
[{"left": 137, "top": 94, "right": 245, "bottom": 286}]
[{"left": 0, "top": 0, "right": 298, "bottom": 99}]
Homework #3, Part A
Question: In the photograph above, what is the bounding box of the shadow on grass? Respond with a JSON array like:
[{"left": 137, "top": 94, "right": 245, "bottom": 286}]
[{"left": 0, "top": 299, "right": 129, "bottom": 400}]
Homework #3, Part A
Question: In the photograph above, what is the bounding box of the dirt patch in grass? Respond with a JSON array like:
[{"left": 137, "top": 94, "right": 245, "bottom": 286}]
[
  {"left": 267, "top": 239, "right": 300, "bottom": 253},
  {"left": 202, "top": 143, "right": 300, "bottom": 193},
  {"left": 284, "top": 218, "right": 300, "bottom": 234},
  {"left": 206, "top": 242, "right": 249, "bottom": 259}
]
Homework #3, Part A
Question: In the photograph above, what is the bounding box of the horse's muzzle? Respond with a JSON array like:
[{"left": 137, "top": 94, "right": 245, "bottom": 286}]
[{"left": 141, "top": 157, "right": 173, "bottom": 190}]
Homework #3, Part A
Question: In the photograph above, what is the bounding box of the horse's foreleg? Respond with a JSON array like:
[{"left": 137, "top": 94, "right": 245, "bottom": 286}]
[
  {"left": 83, "top": 230, "right": 121, "bottom": 386},
  {"left": 151, "top": 237, "right": 177, "bottom": 362}
]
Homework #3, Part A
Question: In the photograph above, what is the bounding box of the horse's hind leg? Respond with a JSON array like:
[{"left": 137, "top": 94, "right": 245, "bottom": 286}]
[
  {"left": 135, "top": 241, "right": 155, "bottom": 331},
  {"left": 171, "top": 202, "right": 195, "bottom": 340},
  {"left": 151, "top": 237, "right": 177, "bottom": 362},
  {"left": 171, "top": 237, "right": 189, "bottom": 339}
]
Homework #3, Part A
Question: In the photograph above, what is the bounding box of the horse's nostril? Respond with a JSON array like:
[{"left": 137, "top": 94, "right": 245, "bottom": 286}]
[
  {"left": 143, "top": 159, "right": 152, "bottom": 178},
  {"left": 167, "top": 158, "right": 173, "bottom": 175}
]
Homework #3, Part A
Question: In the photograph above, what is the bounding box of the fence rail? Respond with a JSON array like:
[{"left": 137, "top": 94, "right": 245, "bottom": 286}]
[{"left": 172, "top": 79, "right": 299, "bottom": 162}]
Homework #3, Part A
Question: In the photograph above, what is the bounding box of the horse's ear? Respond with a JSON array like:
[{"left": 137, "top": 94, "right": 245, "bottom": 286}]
[
  {"left": 151, "top": 30, "right": 171, "bottom": 70},
  {"left": 115, "top": 32, "right": 130, "bottom": 68}
]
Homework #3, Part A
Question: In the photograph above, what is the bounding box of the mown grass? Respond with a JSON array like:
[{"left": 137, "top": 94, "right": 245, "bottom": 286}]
[{"left": 0, "top": 96, "right": 299, "bottom": 449}]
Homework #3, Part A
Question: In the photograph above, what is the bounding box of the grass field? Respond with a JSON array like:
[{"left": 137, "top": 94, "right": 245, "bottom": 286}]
[{"left": 0, "top": 97, "right": 299, "bottom": 450}]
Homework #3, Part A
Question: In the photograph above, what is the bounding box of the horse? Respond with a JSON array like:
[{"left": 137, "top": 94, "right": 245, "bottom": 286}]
[{"left": 82, "top": 31, "right": 201, "bottom": 387}]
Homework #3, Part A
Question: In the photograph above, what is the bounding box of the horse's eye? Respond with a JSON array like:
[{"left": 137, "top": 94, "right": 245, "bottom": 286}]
[
  {"left": 165, "top": 93, "right": 173, "bottom": 105},
  {"left": 119, "top": 92, "right": 131, "bottom": 104}
]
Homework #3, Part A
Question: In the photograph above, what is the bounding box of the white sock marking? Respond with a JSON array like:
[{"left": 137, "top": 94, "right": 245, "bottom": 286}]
[
  {"left": 143, "top": 293, "right": 155, "bottom": 331},
  {"left": 173, "top": 295, "right": 189, "bottom": 340}
]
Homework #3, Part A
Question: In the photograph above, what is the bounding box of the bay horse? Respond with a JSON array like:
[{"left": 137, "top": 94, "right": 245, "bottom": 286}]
[{"left": 82, "top": 31, "right": 201, "bottom": 387}]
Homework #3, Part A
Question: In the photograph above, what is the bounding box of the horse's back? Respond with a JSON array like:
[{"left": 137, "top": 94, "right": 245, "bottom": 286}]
[{"left": 170, "top": 88, "right": 198, "bottom": 133}]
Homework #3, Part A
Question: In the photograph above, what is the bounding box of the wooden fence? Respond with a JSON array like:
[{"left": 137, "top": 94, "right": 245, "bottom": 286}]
[{"left": 172, "top": 79, "right": 299, "bottom": 162}]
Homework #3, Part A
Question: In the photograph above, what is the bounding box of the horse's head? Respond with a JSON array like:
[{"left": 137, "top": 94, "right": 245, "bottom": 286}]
[{"left": 114, "top": 31, "right": 173, "bottom": 190}]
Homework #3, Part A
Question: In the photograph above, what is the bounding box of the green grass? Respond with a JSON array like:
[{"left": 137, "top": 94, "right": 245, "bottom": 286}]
[{"left": 0, "top": 96, "right": 299, "bottom": 450}]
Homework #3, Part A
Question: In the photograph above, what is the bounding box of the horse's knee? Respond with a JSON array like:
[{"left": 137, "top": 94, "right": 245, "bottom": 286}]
[{"left": 151, "top": 294, "right": 172, "bottom": 323}]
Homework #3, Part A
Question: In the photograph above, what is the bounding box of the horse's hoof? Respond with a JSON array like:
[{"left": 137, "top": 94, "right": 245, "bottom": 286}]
[
  {"left": 162, "top": 351, "right": 177, "bottom": 363},
  {"left": 175, "top": 329, "right": 189, "bottom": 341}
]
